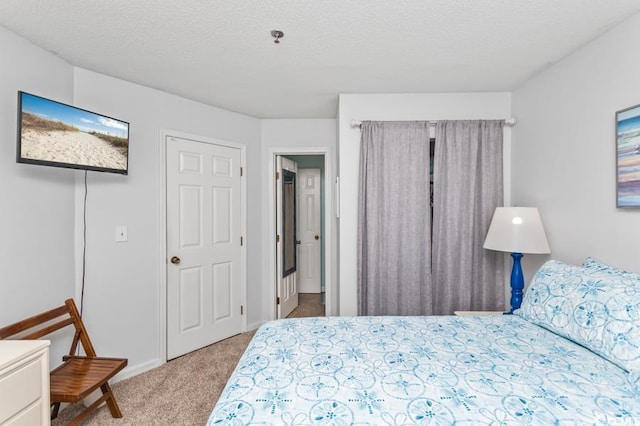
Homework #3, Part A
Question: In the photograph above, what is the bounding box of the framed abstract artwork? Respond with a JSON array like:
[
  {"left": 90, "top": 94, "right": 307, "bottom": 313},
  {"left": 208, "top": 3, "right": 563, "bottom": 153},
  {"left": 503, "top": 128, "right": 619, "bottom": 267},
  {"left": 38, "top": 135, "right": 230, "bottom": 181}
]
[{"left": 616, "top": 104, "right": 640, "bottom": 207}]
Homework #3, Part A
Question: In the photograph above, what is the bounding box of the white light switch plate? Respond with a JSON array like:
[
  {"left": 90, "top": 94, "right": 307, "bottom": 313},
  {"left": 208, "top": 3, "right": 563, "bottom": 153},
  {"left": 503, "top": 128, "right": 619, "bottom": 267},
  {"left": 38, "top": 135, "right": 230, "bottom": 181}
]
[{"left": 115, "top": 226, "right": 128, "bottom": 242}]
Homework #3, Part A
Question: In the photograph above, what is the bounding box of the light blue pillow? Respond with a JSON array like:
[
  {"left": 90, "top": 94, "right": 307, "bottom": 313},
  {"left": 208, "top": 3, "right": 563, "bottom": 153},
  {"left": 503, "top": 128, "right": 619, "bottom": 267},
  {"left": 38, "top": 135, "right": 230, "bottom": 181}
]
[
  {"left": 516, "top": 259, "right": 640, "bottom": 373},
  {"left": 582, "top": 257, "right": 640, "bottom": 281}
]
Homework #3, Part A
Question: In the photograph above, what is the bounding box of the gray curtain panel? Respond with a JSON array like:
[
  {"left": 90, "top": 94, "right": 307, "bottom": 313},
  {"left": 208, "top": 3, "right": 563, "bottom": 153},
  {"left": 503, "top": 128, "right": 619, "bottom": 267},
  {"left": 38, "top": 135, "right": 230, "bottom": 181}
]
[
  {"left": 432, "top": 120, "right": 505, "bottom": 315},
  {"left": 357, "top": 121, "right": 432, "bottom": 316}
]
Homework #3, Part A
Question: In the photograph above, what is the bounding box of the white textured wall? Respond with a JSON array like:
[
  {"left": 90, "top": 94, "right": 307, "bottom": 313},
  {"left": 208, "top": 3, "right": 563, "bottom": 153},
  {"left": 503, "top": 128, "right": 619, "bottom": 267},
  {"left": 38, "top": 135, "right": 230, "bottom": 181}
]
[
  {"left": 512, "top": 12, "right": 640, "bottom": 281},
  {"left": 0, "top": 26, "right": 75, "bottom": 366},
  {"left": 72, "top": 69, "right": 261, "bottom": 375},
  {"left": 338, "top": 93, "right": 512, "bottom": 315}
]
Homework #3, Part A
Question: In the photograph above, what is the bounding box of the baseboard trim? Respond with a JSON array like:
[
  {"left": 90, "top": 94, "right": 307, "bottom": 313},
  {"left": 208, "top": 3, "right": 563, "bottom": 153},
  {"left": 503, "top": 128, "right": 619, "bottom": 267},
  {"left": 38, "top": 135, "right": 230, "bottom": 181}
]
[
  {"left": 247, "top": 320, "right": 267, "bottom": 331},
  {"left": 113, "top": 358, "right": 163, "bottom": 383}
]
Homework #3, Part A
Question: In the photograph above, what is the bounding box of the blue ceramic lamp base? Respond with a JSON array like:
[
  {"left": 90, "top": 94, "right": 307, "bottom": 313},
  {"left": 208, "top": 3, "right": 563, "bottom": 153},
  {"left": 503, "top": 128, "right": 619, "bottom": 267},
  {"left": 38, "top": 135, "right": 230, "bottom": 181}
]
[{"left": 505, "top": 252, "right": 524, "bottom": 315}]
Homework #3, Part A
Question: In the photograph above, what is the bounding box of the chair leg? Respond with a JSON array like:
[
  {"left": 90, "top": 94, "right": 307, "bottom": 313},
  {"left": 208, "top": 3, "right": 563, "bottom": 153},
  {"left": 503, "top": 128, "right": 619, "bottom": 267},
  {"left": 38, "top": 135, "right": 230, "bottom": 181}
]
[
  {"left": 67, "top": 390, "right": 115, "bottom": 426},
  {"left": 101, "top": 382, "right": 123, "bottom": 418},
  {"left": 67, "top": 397, "right": 105, "bottom": 426},
  {"left": 51, "top": 402, "right": 61, "bottom": 420},
  {"left": 63, "top": 383, "right": 123, "bottom": 425}
]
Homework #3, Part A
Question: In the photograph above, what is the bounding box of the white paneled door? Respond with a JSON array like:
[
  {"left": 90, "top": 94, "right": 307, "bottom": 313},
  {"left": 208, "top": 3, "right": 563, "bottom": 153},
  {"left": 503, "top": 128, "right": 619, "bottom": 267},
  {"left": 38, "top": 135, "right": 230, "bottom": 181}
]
[
  {"left": 276, "top": 156, "right": 299, "bottom": 318},
  {"left": 297, "top": 168, "right": 321, "bottom": 293},
  {"left": 166, "top": 136, "right": 242, "bottom": 360}
]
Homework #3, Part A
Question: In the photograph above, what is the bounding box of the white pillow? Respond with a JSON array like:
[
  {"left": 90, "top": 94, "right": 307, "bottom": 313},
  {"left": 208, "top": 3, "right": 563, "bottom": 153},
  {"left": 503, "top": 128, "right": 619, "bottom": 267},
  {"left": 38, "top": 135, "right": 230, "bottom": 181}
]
[{"left": 517, "top": 259, "right": 640, "bottom": 373}]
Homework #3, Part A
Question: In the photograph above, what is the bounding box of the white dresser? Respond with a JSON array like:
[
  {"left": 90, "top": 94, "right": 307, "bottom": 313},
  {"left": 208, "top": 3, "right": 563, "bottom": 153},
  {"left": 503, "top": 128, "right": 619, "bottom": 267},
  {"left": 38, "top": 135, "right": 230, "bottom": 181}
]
[{"left": 0, "top": 340, "right": 50, "bottom": 426}]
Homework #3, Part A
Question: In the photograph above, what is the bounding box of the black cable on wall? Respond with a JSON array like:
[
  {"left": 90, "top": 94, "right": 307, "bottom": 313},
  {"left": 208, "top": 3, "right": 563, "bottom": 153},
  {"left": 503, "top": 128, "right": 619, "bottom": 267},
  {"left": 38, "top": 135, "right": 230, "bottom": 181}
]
[{"left": 80, "top": 170, "right": 88, "bottom": 317}]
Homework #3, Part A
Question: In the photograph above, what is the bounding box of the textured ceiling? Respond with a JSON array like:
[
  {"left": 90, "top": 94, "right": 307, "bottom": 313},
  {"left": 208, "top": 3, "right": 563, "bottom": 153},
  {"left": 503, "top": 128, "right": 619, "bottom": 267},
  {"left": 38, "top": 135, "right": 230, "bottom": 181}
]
[{"left": 1, "top": 1, "right": 639, "bottom": 118}]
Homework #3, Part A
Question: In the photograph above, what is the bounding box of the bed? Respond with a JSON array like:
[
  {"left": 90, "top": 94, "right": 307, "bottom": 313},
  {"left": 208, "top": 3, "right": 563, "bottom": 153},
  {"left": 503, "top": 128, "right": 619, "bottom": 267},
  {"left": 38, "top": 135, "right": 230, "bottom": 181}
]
[{"left": 208, "top": 259, "right": 640, "bottom": 425}]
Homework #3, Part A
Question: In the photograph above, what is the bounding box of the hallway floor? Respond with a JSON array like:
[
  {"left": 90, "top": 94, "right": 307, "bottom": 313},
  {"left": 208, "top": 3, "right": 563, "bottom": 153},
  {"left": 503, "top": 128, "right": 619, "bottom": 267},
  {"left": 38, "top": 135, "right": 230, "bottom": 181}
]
[{"left": 286, "top": 293, "right": 325, "bottom": 318}]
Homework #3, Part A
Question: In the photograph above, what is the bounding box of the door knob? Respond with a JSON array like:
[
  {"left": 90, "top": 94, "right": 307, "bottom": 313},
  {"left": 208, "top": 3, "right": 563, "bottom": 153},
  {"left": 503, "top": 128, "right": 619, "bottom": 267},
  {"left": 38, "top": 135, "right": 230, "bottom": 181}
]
[
  {"left": 170, "top": 256, "right": 181, "bottom": 265},
  {"left": 314, "top": 235, "right": 320, "bottom": 240}
]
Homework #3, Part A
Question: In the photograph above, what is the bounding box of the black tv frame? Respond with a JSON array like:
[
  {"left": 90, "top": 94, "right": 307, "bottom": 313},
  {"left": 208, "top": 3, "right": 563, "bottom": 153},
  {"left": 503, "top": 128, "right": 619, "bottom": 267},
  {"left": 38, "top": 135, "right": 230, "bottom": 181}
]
[{"left": 16, "top": 91, "right": 129, "bottom": 175}]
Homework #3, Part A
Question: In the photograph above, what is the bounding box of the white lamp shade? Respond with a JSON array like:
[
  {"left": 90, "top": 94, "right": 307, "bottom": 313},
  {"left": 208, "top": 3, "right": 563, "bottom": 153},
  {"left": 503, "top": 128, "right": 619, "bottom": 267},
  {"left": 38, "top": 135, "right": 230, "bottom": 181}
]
[{"left": 483, "top": 207, "right": 550, "bottom": 254}]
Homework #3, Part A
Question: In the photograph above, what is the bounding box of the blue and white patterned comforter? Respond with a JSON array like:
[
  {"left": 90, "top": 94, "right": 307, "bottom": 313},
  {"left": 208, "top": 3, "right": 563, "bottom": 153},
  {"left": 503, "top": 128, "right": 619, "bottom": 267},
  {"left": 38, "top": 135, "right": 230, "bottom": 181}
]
[{"left": 208, "top": 315, "right": 640, "bottom": 425}]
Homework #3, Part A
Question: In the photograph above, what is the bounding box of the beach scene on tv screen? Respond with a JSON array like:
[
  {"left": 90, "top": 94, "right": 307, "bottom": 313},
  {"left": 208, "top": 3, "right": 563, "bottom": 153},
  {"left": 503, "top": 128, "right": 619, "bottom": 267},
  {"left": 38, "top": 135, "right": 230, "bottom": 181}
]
[{"left": 20, "top": 93, "right": 128, "bottom": 171}]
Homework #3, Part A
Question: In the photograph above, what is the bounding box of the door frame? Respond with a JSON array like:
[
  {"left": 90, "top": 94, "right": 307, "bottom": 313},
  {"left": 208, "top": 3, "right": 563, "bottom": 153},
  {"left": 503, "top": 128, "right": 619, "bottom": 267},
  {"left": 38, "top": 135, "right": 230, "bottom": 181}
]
[
  {"left": 266, "top": 147, "right": 334, "bottom": 321},
  {"left": 158, "top": 129, "right": 247, "bottom": 363}
]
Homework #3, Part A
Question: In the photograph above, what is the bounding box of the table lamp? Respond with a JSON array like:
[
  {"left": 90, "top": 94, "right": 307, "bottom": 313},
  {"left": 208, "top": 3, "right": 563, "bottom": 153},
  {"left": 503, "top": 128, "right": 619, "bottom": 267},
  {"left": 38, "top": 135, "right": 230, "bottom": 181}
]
[{"left": 483, "top": 207, "right": 550, "bottom": 314}]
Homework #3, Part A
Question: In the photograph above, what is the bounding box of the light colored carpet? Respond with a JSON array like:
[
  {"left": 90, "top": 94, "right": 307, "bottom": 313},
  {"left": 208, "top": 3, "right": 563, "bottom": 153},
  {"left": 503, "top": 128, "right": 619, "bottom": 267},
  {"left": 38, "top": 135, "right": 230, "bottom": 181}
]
[
  {"left": 52, "top": 293, "right": 324, "bottom": 425},
  {"left": 51, "top": 331, "right": 255, "bottom": 426}
]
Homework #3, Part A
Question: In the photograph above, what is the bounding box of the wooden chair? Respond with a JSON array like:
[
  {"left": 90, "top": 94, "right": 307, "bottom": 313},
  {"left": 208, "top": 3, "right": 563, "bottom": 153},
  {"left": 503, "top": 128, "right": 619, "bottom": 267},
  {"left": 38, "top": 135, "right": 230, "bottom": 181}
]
[{"left": 0, "top": 298, "right": 127, "bottom": 425}]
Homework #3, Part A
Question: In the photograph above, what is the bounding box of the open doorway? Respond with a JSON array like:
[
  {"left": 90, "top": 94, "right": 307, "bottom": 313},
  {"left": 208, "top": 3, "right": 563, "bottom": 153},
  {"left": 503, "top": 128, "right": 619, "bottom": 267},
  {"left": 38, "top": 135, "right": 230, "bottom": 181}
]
[
  {"left": 268, "top": 148, "right": 333, "bottom": 321},
  {"left": 283, "top": 155, "right": 325, "bottom": 318}
]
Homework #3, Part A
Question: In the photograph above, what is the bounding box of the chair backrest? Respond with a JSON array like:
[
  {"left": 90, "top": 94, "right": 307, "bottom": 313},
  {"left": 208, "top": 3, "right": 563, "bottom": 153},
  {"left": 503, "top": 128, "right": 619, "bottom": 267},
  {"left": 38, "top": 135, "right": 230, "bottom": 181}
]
[{"left": 0, "top": 298, "right": 97, "bottom": 358}]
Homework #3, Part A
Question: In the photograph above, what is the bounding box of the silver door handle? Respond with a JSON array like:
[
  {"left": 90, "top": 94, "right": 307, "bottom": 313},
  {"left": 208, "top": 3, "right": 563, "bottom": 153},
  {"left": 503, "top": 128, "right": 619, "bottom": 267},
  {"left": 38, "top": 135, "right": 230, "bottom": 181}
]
[{"left": 170, "top": 256, "right": 181, "bottom": 265}]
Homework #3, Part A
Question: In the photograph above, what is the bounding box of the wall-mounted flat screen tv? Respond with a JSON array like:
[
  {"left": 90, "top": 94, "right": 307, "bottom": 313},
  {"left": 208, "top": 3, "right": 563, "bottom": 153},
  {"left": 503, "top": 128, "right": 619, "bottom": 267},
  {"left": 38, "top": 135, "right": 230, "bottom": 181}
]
[{"left": 17, "top": 91, "right": 129, "bottom": 175}]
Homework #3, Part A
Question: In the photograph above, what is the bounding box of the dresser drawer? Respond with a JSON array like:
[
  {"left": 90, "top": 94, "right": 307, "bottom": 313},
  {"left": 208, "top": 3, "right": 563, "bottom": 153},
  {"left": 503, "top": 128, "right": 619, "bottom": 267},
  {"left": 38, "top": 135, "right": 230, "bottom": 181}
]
[
  {"left": 0, "top": 355, "right": 44, "bottom": 424},
  {"left": 3, "top": 399, "right": 43, "bottom": 426}
]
